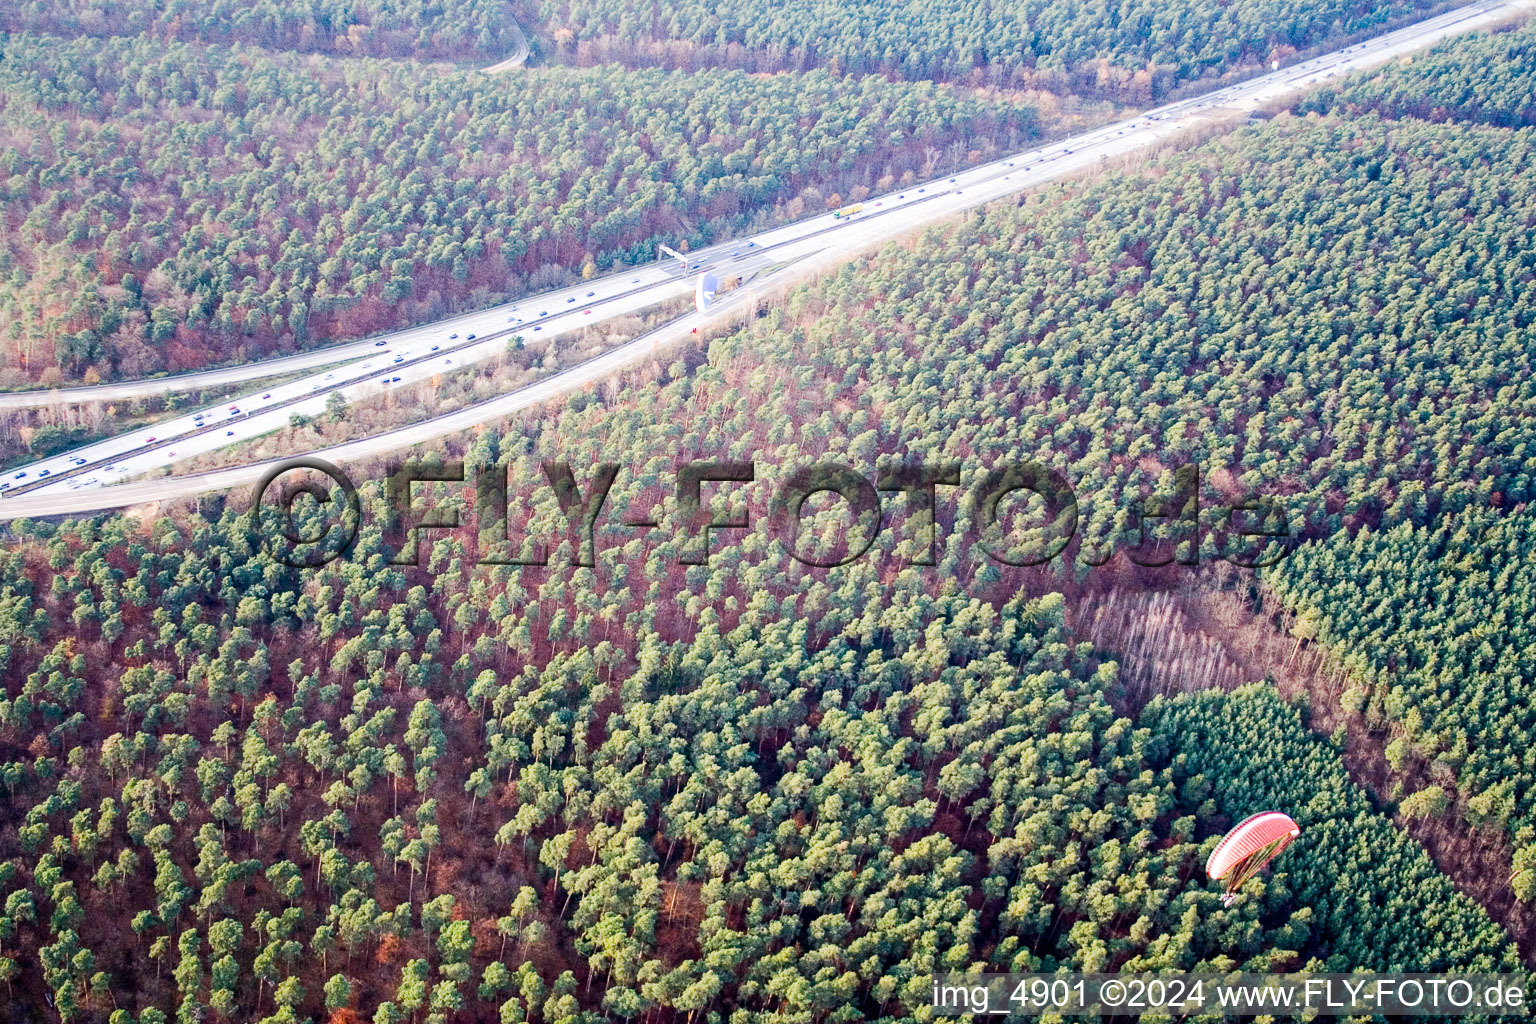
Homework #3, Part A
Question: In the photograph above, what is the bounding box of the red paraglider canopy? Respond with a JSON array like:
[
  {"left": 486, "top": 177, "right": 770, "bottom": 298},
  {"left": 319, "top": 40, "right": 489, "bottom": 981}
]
[{"left": 1206, "top": 811, "right": 1300, "bottom": 905}]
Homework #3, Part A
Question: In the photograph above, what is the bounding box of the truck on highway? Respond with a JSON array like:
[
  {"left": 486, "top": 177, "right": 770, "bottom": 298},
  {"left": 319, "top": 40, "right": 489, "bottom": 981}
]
[{"left": 832, "top": 203, "right": 864, "bottom": 219}]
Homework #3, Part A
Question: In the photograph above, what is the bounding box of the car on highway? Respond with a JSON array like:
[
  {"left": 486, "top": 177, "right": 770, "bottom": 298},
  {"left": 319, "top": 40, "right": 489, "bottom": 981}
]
[
  {"left": 540, "top": 311, "right": 548, "bottom": 317},
  {"left": 226, "top": 430, "right": 235, "bottom": 436},
  {"left": 449, "top": 333, "right": 458, "bottom": 339},
  {"left": 12, "top": 472, "right": 26, "bottom": 480},
  {"left": 534, "top": 326, "right": 543, "bottom": 331},
  {"left": 375, "top": 340, "right": 386, "bottom": 347},
  {"left": 430, "top": 345, "right": 439, "bottom": 351},
  {"left": 261, "top": 393, "right": 272, "bottom": 399},
  {"left": 394, "top": 355, "right": 404, "bottom": 363},
  {"left": 72, "top": 458, "right": 86, "bottom": 465},
  {"left": 146, "top": 437, "right": 156, "bottom": 443},
  {"left": 467, "top": 334, "right": 476, "bottom": 340},
  {"left": 38, "top": 470, "right": 50, "bottom": 477}
]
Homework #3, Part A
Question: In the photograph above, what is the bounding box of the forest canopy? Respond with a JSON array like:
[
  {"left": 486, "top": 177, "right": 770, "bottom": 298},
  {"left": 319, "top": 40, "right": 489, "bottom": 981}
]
[
  {"left": 2, "top": 4, "right": 1536, "bottom": 1020},
  {"left": 528, "top": 0, "right": 1443, "bottom": 95},
  {"left": 0, "top": 32, "right": 1034, "bottom": 385},
  {"left": 1, "top": 0, "right": 524, "bottom": 61},
  {"left": 1298, "top": 18, "right": 1536, "bottom": 126}
]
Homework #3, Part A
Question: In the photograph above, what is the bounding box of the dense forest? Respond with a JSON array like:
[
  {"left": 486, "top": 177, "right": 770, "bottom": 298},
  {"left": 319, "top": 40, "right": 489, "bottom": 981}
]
[
  {"left": 1266, "top": 510, "right": 1536, "bottom": 874},
  {"left": 5, "top": 2, "right": 1536, "bottom": 1021},
  {"left": 0, "top": 0, "right": 524, "bottom": 61},
  {"left": 0, "top": 32, "right": 1035, "bottom": 386},
  {"left": 1144, "top": 684, "right": 1517, "bottom": 973},
  {"left": 1298, "top": 17, "right": 1536, "bottom": 125},
  {"left": 1255, "top": 16, "right": 1536, "bottom": 900},
  {"left": 528, "top": 0, "right": 1441, "bottom": 94},
  {"left": 4, "top": 58, "right": 1536, "bottom": 1014},
  {"left": 0, "top": 513, "right": 1517, "bottom": 1021}
]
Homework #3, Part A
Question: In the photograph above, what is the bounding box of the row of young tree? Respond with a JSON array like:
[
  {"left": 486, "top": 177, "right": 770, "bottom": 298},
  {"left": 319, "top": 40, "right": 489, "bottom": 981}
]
[
  {"left": 0, "top": 30, "right": 1036, "bottom": 384},
  {"left": 1265, "top": 509, "right": 1536, "bottom": 877},
  {"left": 1, "top": 0, "right": 522, "bottom": 62},
  {"left": 529, "top": 0, "right": 1436, "bottom": 95}
]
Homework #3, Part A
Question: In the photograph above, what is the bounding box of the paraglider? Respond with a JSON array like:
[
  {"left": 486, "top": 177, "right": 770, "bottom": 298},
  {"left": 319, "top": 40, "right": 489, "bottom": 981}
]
[
  {"left": 1206, "top": 811, "right": 1300, "bottom": 906},
  {"left": 695, "top": 272, "right": 720, "bottom": 313}
]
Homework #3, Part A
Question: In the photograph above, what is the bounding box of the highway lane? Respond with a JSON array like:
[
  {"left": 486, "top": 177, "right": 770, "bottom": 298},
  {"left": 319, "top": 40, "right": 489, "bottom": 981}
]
[
  {"left": 1, "top": 0, "right": 1528, "bottom": 519},
  {"left": 0, "top": 262, "right": 703, "bottom": 412},
  {"left": 1, "top": 226, "right": 853, "bottom": 498}
]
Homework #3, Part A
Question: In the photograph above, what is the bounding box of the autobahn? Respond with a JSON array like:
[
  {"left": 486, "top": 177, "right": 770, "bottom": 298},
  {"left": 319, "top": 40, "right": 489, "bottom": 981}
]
[{"left": 0, "top": 0, "right": 1528, "bottom": 520}]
